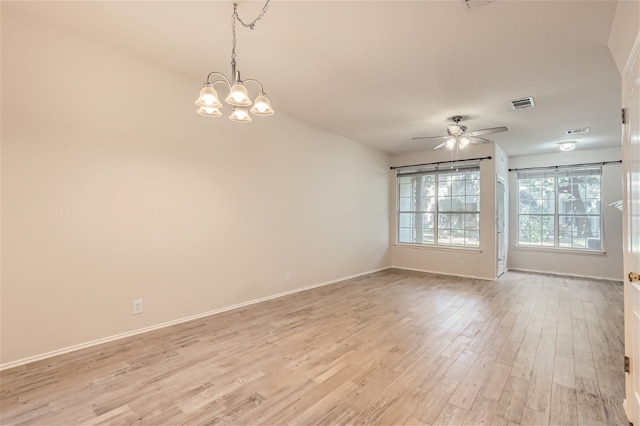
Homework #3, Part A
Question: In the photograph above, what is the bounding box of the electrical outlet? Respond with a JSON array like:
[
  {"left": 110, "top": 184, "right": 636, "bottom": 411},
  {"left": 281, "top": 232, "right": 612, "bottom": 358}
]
[
  {"left": 284, "top": 272, "right": 290, "bottom": 281},
  {"left": 459, "top": 260, "right": 465, "bottom": 268},
  {"left": 132, "top": 299, "right": 143, "bottom": 315}
]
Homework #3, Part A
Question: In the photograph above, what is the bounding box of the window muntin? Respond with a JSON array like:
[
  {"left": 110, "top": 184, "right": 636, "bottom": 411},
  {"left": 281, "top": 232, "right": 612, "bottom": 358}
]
[
  {"left": 517, "top": 166, "right": 602, "bottom": 251},
  {"left": 398, "top": 167, "right": 480, "bottom": 248}
]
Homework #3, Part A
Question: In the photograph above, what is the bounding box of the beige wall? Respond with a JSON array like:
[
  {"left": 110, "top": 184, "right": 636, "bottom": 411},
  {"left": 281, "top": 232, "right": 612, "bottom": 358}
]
[
  {"left": 507, "top": 148, "right": 624, "bottom": 281},
  {"left": 608, "top": 0, "right": 639, "bottom": 76},
  {"left": 389, "top": 143, "right": 500, "bottom": 280},
  {"left": 0, "top": 8, "right": 391, "bottom": 367}
]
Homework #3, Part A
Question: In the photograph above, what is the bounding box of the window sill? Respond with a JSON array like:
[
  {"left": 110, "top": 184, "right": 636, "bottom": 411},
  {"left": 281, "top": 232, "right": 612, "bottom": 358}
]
[
  {"left": 394, "top": 243, "right": 482, "bottom": 254},
  {"left": 514, "top": 245, "right": 606, "bottom": 255}
]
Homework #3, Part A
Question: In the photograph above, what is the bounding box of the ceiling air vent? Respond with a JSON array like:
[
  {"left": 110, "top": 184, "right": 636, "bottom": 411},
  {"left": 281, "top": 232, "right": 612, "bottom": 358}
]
[
  {"left": 565, "top": 127, "right": 590, "bottom": 135},
  {"left": 510, "top": 97, "right": 535, "bottom": 110}
]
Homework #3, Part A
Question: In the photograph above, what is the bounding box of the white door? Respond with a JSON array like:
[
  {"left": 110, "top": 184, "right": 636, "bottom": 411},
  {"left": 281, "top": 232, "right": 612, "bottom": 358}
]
[
  {"left": 496, "top": 177, "right": 506, "bottom": 277},
  {"left": 623, "top": 36, "right": 640, "bottom": 426}
]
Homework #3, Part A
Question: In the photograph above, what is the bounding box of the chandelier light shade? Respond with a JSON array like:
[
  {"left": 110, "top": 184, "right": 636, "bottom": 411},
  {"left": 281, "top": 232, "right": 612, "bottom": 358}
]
[
  {"left": 195, "top": 2, "right": 274, "bottom": 123},
  {"left": 229, "top": 107, "right": 252, "bottom": 123},
  {"left": 250, "top": 94, "right": 274, "bottom": 116},
  {"left": 196, "top": 85, "right": 222, "bottom": 108},
  {"left": 197, "top": 106, "right": 222, "bottom": 117}
]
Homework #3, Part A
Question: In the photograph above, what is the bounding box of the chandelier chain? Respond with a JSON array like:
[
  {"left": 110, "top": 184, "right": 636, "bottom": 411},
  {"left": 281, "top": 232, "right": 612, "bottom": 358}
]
[
  {"left": 230, "top": 1, "right": 271, "bottom": 71},
  {"left": 235, "top": 0, "right": 270, "bottom": 29}
]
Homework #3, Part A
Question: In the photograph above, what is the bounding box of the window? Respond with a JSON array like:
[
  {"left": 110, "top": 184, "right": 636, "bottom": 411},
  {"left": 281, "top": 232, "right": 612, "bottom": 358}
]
[
  {"left": 397, "top": 164, "right": 480, "bottom": 248},
  {"left": 517, "top": 166, "right": 602, "bottom": 251}
]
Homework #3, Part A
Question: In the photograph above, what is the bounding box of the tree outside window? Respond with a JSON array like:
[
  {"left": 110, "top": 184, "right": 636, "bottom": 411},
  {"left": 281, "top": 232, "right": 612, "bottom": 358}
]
[
  {"left": 517, "top": 166, "right": 602, "bottom": 251},
  {"left": 398, "top": 166, "right": 480, "bottom": 248}
]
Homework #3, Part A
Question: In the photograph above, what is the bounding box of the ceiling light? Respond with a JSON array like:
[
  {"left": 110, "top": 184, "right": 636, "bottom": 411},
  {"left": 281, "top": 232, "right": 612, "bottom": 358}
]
[
  {"left": 560, "top": 142, "right": 576, "bottom": 152},
  {"left": 197, "top": 106, "right": 222, "bottom": 117},
  {"left": 195, "top": 2, "right": 274, "bottom": 122},
  {"left": 445, "top": 138, "right": 456, "bottom": 149},
  {"left": 229, "top": 107, "right": 252, "bottom": 123}
]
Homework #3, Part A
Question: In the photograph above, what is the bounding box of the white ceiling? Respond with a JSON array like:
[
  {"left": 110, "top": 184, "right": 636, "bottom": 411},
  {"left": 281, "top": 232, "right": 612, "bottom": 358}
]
[{"left": 4, "top": 0, "right": 622, "bottom": 157}]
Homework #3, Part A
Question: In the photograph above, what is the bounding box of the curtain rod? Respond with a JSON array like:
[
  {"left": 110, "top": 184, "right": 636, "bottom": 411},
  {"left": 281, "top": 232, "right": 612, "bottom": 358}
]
[
  {"left": 508, "top": 160, "right": 621, "bottom": 172},
  {"left": 390, "top": 156, "right": 492, "bottom": 170}
]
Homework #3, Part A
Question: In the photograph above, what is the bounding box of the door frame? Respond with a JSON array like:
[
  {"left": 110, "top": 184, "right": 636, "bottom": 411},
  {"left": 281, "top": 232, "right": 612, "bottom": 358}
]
[
  {"left": 496, "top": 175, "right": 506, "bottom": 278},
  {"left": 622, "top": 31, "right": 640, "bottom": 426}
]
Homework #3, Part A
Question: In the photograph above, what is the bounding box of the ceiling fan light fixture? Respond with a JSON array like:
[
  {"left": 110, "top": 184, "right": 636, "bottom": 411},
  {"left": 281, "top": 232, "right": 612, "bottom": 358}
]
[
  {"left": 446, "top": 138, "right": 456, "bottom": 149},
  {"left": 412, "top": 115, "right": 508, "bottom": 150},
  {"left": 448, "top": 125, "right": 464, "bottom": 136}
]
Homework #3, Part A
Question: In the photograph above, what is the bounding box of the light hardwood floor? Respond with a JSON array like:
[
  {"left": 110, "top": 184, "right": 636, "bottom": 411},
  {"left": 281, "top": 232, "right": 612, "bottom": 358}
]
[{"left": 0, "top": 269, "right": 628, "bottom": 425}]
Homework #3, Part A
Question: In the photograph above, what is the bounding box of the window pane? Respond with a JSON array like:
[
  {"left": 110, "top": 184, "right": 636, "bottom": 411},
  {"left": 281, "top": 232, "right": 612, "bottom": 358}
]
[
  {"left": 398, "top": 212, "right": 436, "bottom": 245},
  {"left": 398, "top": 168, "right": 480, "bottom": 247},
  {"left": 517, "top": 167, "right": 601, "bottom": 251}
]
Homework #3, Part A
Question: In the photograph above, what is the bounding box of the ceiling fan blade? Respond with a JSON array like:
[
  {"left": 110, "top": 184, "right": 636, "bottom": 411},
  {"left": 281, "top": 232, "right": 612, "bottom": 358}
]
[
  {"left": 432, "top": 141, "right": 447, "bottom": 150},
  {"left": 469, "top": 136, "right": 492, "bottom": 144},
  {"left": 411, "top": 135, "right": 448, "bottom": 141},
  {"left": 466, "top": 126, "right": 508, "bottom": 137}
]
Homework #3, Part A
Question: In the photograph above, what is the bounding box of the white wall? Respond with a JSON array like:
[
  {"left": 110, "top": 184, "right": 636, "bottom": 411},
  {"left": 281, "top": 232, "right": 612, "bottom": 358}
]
[
  {"left": 507, "top": 148, "right": 623, "bottom": 281},
  {"left": 0, "top": 7, "right": 390, "bottom": 367},
  {"left": 608, "top": 0, "right": 639, "bottom": 76},
  {"left": 389, "top": 143, "right": 499, "bottom": 280}
]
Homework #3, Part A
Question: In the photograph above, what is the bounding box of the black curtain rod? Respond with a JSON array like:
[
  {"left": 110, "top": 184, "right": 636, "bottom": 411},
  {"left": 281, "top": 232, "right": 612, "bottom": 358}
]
[
  {"left": 390, "top": 156, "right": 492, "bottom": 170},
  {"left": 508, "top": 160, "right": 622, "bottom": 172}
]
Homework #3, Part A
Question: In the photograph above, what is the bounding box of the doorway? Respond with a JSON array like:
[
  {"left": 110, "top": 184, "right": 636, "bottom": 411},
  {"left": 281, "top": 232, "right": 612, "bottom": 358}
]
[{"left": 496, "top": 177, "right": 506, "bottom": 277}]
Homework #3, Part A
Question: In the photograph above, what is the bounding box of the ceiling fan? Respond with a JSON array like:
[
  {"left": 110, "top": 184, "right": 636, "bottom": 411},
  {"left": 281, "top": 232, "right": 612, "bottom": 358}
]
[{"left": 412, "top": 116, "right": 508, "bottom": 150}]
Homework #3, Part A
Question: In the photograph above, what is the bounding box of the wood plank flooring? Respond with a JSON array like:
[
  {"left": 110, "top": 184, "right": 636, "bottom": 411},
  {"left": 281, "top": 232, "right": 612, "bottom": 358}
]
[{"left": 0, "top": 269, "right": 628, "bottom": 425}]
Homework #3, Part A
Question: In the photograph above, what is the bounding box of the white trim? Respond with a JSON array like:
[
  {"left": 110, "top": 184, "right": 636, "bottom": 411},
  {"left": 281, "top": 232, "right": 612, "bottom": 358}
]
[
  {"left": 0, "top": 267, "right": 389, "bottom": 372},
  {"left": 623, "top": 31, "right": 640, "bottom": 79},
  {"left": 507, "top": 267, "right": 622, "bottom": 283},
  {"left": 392, "top": 265, "right": 495, "bottom": 281},
  {"left": 514, "top": 245, "right": 606, "bottom": 256},
  {"left": 394, "top": 243, "right": 482, "bottom": 254}
]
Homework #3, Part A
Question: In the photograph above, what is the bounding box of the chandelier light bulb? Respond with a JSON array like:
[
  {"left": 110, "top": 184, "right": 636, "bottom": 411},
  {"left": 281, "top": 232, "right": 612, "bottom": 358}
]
[
  {"left": 195, "top": 85, "right": 222, "bottom": 108},
  {"left": 446, "top": 138, "right": 456, "bottom": 149},
  {"left": 250, "top": 94, "right": 274, "bottom": 116},
  {"left": 225, "top": 84, "right": 252, "bottom": 107},
  {"left": 229, "top": 107, "right": 252, "bottom": 123},
  {"left": 197, "top": 106, "right": 222, "bottom": 117}
]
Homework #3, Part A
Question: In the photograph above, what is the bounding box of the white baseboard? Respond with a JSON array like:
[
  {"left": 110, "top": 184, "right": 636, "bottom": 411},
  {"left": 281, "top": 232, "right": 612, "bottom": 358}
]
[
  {"left": 506, "top": 267, "right": 622, "bottom": 282},
  {"left": 391, "top": 265, "right": 495, "bottom": 281},
  {"left": 0, "top": 267, "right": 390, "bottom": 372}
]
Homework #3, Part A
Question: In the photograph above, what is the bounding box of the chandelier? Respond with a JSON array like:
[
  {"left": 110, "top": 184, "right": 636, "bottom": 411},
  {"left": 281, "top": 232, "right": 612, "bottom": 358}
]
[{"left": 195, "top": 1, "right": 274, "bottom": 123}]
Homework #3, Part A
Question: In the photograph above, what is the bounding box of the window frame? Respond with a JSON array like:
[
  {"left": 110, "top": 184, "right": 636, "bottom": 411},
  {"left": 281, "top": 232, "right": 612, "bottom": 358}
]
[
  {"left": 516, "top": 165, "right": 604, "bottom": 252},
  {"left": 397, "top": 165, "right": 481, "bottom": 249}
]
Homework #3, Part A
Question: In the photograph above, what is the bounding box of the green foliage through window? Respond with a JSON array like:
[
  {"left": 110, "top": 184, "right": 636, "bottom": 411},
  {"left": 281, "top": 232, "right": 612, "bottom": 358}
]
[
  {"left": 517, "top": 166, "right": 602, "bottom": 251},
  {"left": 398, "top": 165, "right": 480, "bottom": 248}
]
